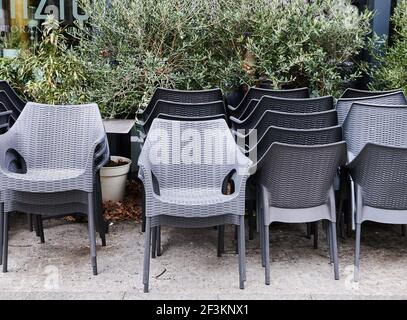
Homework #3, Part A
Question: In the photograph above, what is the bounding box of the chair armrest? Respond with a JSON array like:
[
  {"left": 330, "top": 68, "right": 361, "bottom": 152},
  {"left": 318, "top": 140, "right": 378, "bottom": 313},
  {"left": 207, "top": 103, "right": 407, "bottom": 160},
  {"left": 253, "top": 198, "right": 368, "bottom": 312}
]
[{"left": 0, "top": 130, "right": 19, "bottom": 173}]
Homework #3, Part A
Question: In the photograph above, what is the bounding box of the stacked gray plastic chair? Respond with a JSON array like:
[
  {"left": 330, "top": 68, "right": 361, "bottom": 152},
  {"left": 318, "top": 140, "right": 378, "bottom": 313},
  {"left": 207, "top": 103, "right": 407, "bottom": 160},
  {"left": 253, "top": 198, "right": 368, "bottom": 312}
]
[
  {"left": 139, "top": 88, "right": 224, "bottom": 122},
  {"left": 347, "top": 143, "right": 407, "bottom": 281},
  {"left": 142, "top": 100, "right": 226, "bottom": 133},
  {"left": 0, "top": 81, "right": 26, "bottom": 126},
  {"left": 0, "top": 102, "right": 109, "bottom": 275},
  {"left": 227, "top": 87, "right": 309, "bottom": 119},
  {"left": 336, "top": 91, "right": 407, "bottom": 125},
  {"left": 340, "top": 88, "right": 401, "bottom": 99},
  {"left": 231, "top": 96, "right": 334, "bottom": 133},
  {"left": 139, "top": 118, "right": 251, "bottom": 292},
  {"left": 256, "top": 141, "right": 346, "bottom": 284},
  {"left": 0, "top": 110, "right": 11, "bottom": 134}
]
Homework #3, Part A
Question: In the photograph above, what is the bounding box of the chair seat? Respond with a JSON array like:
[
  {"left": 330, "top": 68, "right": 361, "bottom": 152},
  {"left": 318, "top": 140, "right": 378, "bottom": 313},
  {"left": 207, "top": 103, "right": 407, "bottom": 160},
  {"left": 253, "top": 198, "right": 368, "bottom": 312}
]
[
  {"left": 5, "top": 168, "right": 85, "bottom": 182},
  {"left": 158, "top": 188, "right": 232, "bottom": 205}
]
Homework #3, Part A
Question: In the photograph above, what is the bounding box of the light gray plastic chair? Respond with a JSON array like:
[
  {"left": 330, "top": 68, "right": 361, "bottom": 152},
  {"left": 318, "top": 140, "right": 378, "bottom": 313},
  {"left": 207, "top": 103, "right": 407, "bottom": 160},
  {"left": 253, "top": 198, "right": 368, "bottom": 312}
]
[
  {"left": 343, "top": 102, "right": 407, "bottom": 160},
  {"left": 336, "top": 91, "right": 407, "bottom": 125},
  {"left": 227, "top": 87, "right": 309, "bottom": 119},
  {"left": 347, "top": 143, "right": 407, "bottom": 281},
  {"left": 256, "top": 141, "right": 346, "bottom": 284},
  {"left": 0, "top": 102, "right": 108, "bottom": 275},
  {"left": 138, "top": 118, "right": 251, "bottom": 292}
]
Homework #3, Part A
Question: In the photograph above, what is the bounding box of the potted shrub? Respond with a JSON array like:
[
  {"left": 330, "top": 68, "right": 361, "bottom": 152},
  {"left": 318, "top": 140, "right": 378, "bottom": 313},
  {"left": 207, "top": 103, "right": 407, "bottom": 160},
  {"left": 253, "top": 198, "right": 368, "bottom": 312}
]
[{"left": 100, "top": 156, "right": 132, "bottom": 202}]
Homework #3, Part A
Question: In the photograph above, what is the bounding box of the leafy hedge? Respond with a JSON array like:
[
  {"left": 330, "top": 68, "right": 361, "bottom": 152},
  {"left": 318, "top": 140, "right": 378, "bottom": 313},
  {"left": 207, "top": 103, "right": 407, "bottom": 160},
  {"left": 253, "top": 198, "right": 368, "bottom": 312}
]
[
  {"left": 370, "top": 0, "right": 407, "bottom": 93},
  {"left": 0, "top": 0, "right": 372, "bottom": 119}
]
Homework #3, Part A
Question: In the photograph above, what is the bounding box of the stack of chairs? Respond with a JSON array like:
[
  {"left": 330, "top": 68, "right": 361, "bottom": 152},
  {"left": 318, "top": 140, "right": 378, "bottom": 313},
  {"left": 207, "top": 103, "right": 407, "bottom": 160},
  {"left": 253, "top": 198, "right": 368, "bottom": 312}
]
[
  {"left": 340, "top": 89, "right": 407, "bottom": 281},
  {"left": 0, "top": 81, "right": 26, "bottom": 127},
  {"left": 138, "top": 87, "right": 252, "bottom": 291},
  {"left": 336, "top": 89, "right": 407, "bottom": 237},
  {"left": 229, "top": 87, "right": 345, "bottom": 284}
]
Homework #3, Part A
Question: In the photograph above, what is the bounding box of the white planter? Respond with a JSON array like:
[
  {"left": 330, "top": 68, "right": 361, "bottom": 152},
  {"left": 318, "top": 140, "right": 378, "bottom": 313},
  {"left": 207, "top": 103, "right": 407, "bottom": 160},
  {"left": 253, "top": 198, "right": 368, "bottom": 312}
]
[
  {"left": 100, "top": 156, "right": 132, "bottom": 202},
  {"left": 2, "top": 49, "right": 20, "bottom": 58}
]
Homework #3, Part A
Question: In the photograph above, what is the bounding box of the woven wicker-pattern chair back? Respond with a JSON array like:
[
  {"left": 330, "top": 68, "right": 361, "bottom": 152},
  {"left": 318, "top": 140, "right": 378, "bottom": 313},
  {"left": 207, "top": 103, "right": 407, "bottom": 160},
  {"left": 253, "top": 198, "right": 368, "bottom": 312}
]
[
  {"left": 143, "top": 100, "right": 225, "bottom": 133},
  {"left": 233, "top": 87, "right": 309, "bottom": 118},
  {"left": 349, "top": 143, "right": 407, "bottom": 210},
  {"left": 8, "top": 102, "right": 106, "bottom": 170},
  {"left": 259, "top": 142, "right": 346, "bottom": 209},
  {"left": 340, "top": 88, "right": 402, "bottom": 99},
  {"left": 252, "top": 110, "right": 338, "bottom": 140},
  {"left": 343, "top": 103, "right": 407, "bottom": 159},
  {"left": 336, "top": 91, "right": 407, "bottom": 125},
  {"left": 141, "top": 118, "right": 245, "bottom": 191},
  {"left": 254, "top": 125, "right": 342, "bottom": 162},
  {"left": 142, "top": 88, "right": 223, "bottom": 120}
]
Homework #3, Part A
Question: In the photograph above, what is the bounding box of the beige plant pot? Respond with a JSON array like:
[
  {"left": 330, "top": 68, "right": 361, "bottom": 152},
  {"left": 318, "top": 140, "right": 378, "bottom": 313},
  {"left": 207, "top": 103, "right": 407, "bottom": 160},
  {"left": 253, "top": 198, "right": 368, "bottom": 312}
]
[{"left": 100, "top": 156, "right": 132, "bottom": 202}]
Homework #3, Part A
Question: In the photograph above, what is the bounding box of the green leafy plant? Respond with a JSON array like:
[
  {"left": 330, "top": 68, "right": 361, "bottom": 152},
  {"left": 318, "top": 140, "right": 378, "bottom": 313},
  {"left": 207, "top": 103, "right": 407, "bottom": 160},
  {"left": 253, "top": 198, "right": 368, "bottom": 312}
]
[
  {"left": 370, "top": 0, "right": 407, "bottom": 93},
  {"left": 0, "top": 16, "right": 88, "bottom": 104},
  {"left": 73, "top": 0, "right": 372, "bottom": 119},
  {"left": 1, "top": 30, "right": 23, "bottom": 49}
]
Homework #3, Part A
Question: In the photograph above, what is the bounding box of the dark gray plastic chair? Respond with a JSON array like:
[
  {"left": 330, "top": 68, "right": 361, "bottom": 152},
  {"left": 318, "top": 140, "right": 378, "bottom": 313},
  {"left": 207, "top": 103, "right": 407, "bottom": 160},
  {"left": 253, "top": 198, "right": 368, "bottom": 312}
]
[
  {"left": 257, "top": 141, "right": 346, "bottom": 284},
  {"left": 227, "top": 87, "right": 309, "bottom": 119},
  {"left": 336, "top": 91, "right": 407, "bottom": 125},
  {"left": 142, "top": 100, "right": 226, "bottom": 133},
  {"left": 340, "top": 88, "right": 402, "bottom": 99},
  {"left": 0, "top": 110, "right": 11, "bottom": 134},
  {"left": 347, "top": 143, "right": 407, "bottom": 281},
  {"left": 230, "top": 96, "right": 334, "bottom": 134},
  {"left": 234, "top": 109, "right": 338, "bottom": 142},
  {"left": 139, "top": 88, "right": 224, "bottom": 121},
  {"left": 0, "top": 81, "right": 26, "bottom": 127},
  {"left": 138, "top": 118, "right": 251, "bottom": 292},
  {"left": 0, "top": 102, "right": 109, "bottom": 275},
  {"left": 245, "top": 125, "right": 343, "bottom": 161}
]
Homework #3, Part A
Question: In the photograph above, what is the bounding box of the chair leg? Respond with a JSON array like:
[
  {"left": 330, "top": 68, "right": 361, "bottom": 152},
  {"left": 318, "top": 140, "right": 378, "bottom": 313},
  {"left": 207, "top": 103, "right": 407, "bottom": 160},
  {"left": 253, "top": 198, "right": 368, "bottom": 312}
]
[
  {"left": 151, "top": 227, "right": 157, "bottom": 259},
  {"left": 2, "top": 208, "right": 8, "bottom": 273},
  {"left": 330, "top": 222, "right": 339, "bottom": 280},
  {"left": 313, "top": 222, "right": 318, "bottom": 249},
  {"left": 143, "top": 218, "right": 152, "bottom": 293},
  {"left": 34, "top": 214, "right": 40, "bottom": 237},
  {"left": 326, "top": 221, "right": 333, "bottom": 264},
  {"left": 27, "top": 214, "right": 33, "bottom": 232},
  {"left": 306, "top": 223, "right": 311, "bottom": 239},
  {"left": 264, "top": 224, "right": 270, "bottom": 285},
  {"left": 234, "top": 225, "right": 238, "bottom": 254},
  {"left": 238, "top": 217, "right": 246, "bottom": 289},
  {"left": 87, "top": 193, "right": 98, "bottom": 276},
  {"left": 0, "top": 204, "right": 3, "bottom": 265},
  {"left": 37, "top": 215, "right": 45, "bottom": 244},
  {"left": 354, "top": 223, "right": 361, "bottom": 282},
  {"left": 157, "top": 226, "right": 162, "bottom": 256},
  {"left": 247, "top": 201, "right": 254, "bottom": 241},
  {"left": 141, "top": 188, "right": 146, "bottom": 233},
  {"left": 217, "top": 225, "right": 225, "bottom": 257},
  {"left": 259, "top": 208, "right": 265, "bottom": 267},
  {"left": 402, "top": 225, "right": 406, "bottom": 237},
  {"left": 94, "top": 179, "right": 106, "bottom": 246}
]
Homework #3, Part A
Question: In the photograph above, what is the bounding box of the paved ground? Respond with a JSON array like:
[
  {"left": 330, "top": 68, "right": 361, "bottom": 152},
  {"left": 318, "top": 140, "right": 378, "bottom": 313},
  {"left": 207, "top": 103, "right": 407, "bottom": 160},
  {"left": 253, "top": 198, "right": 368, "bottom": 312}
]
[{"left": 1, "top": 214, "right": 407, "bottom": 300}]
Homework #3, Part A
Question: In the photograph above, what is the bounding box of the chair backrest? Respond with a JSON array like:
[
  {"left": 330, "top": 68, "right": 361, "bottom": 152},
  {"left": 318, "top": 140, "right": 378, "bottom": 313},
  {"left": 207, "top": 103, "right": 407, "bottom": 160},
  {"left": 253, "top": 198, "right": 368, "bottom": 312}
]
[
  {"left": 8, "top": 102, "right": 106, "bottom": 170},
  {"left": 235, "top": 96, "right": 333, "bottom": 131},
  {"left": 253, "top": 125, "right": 342, "bottom": 161},
  {"left": 251, "top": 109, "right": 338, "bottom": 140},
  {"left": 140, "top": 118, "right": 247, "bottom": 191},
  {"left": 142, "top": 88, "right": 223, "bottom": 120},
  {"left": 0, "top": 110, "right": 11, "bottom": 134},
  {"left": 240, "top": 94, "right": 330, "bottom": 121},
  {"left": 0, "top": 81, "right": 26, "bottom": 111},
  {"left": 343, "top": 102, "right": 407, "bottom": 159},
  {"left": 340, "top": 88, "right": 402, "bottom": 99},
  {"left": 348, "top": 143, "right": 407, "bottom": 210},
  {"left": 336, "top": 91, "right": 407, "bottom": 125},
  {"left": 0, "top": 90, "right": 25, "bottom": 126},
  {"left": 143, "top": 100, "right": 225, "bottom": 133},
  {"left": 232, "top": 87, "right": 309, "bottom": 118},
  {"left": 258, "top": 141, "right": 346, "bottom": 209},
  {"left": 157, "top": 113, "right": 228, "bottom": 123}
]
